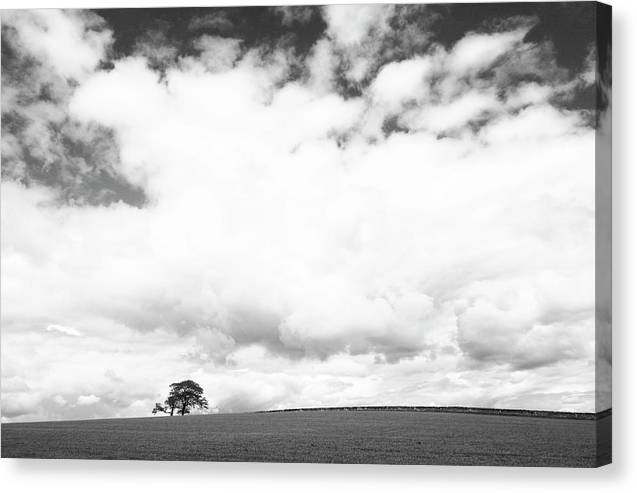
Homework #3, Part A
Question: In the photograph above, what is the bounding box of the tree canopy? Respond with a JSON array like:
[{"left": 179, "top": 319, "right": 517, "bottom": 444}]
[{"left": 152, "top": 380, "right": 208, "bottom": 416}]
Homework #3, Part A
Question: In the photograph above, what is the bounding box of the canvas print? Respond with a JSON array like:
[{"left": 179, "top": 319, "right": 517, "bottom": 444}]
[{"left": 0, "top": 2, "right": 611, "bottom": 467}]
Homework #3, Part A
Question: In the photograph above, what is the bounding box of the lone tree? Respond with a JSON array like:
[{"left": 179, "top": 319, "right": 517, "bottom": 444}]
[
  {"left": 152, "top": 394, "right": 180, "bottom": 416},
  {"left": 152, "top": 380, "right": 208, "bottom": 416}
]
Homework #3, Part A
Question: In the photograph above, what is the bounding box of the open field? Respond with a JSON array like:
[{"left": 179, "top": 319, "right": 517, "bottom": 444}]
[{"left": 1, "top": 409, "right": 611, "bottom": 467}]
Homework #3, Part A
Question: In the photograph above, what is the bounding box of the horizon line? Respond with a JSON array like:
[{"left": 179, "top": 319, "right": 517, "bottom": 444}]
[{"left": 2, "top": 405, "right": 613, "bottom": 425}]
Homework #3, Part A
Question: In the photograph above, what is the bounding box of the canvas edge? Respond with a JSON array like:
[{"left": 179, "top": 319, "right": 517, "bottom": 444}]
[{"left": 594, "top": 0, "right": 612, "bottom": 468}]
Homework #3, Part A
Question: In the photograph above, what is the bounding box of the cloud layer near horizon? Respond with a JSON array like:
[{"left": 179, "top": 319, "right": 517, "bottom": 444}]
[{"left": 1, "top": 6, "right": 607, "bottom": 422}]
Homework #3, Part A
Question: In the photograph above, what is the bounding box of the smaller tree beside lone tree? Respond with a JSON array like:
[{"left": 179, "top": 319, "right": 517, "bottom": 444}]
[
  {"left": 152, "top": 380, "right": 208, "bottom": 416},
  {"left": 152, "top": 394, "right": 180, "bottom": 416}
]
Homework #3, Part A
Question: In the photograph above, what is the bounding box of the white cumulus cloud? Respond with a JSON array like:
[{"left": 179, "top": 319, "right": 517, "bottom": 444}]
[
  {"left": 76, "top": 394, "right": 100, "bottom": 406},
  {"left": 46, "top": 324, "right": 82, "bottom": 337}
]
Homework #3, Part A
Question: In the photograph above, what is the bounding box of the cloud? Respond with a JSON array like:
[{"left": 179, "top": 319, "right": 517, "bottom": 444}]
[
  {"left": 273, "top": 6, "right": 317, "bottom": 27},
  {"left": 53, "top": 395, "right": 67, "bottom": 406},
  {"left": 480, "top": 104, "right": 586, "bottom": 143},
  {"left": 447, "top": 28, "right": 529, "bottom": 76},
  {"left": 370, "top": 56, "right": 433, "bottom": 109},
  {"left": 456, "top": 274, "right": 594, "bottom": 370},
  {"left": 192, "top": 35, "right": 242, "bottom": 72},
  {"left": 305, "top": 38, "right": 337, "bottom": 93},
  {"left": 1, "top": 10, "right": 142, "bottom": 207},
  {"left": 77, "top": 394, "right": 100, "bottom": 405},
  {"left": 321, "top": 4, "right": 396, "bottom": 83},
  {"left": 401, "top": 89, "right": 499, "bottom": 134},
  {"left": 133, "top": 26, "right": 180, "bottom": 70},
  {"left": 1, "top": 7, "right": 603, "bottom": 420},
  {"left": 46, "top": 324, "right": 82, "bottom": 337},
  {"left": 323, "top": 4, "right": 394, "bottom": 47},
  {"left": 1, "top": 9, "right": 111, "bottom": 80},
  {"left": 188, "top": 11, "right": 234, "bottom": 34}
]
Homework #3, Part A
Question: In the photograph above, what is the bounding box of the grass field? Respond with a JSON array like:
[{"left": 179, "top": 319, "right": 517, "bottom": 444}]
[{"left": 0, "top": 410, "right": 611, "bottom": 467}]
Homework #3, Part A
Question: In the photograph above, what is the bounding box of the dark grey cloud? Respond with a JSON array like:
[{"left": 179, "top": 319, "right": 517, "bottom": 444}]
[
  {"left": 188, "top": 11, "right": 235, "bottom": 34},
  {"left": 1, "top": 13, "right": 146, "bottom": 207}
]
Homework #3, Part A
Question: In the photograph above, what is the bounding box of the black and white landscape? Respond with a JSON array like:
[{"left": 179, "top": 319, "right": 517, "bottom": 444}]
[{"left": 1, "top": 2, "right": 611, "bottom": 466}]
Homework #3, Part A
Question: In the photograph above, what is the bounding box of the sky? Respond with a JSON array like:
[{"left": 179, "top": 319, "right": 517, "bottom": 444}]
[{"left": 1, "top": 3, "right": 611, "bottom": 422}]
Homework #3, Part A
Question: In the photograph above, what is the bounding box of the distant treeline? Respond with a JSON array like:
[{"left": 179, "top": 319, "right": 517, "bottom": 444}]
[{"left": 259, "top": 406, "right": 612, "bottom": 420}]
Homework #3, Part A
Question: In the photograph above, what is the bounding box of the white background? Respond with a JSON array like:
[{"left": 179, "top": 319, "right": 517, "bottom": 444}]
[{"left": 0, "top": 0, "right": 635, "bottom": 492}]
